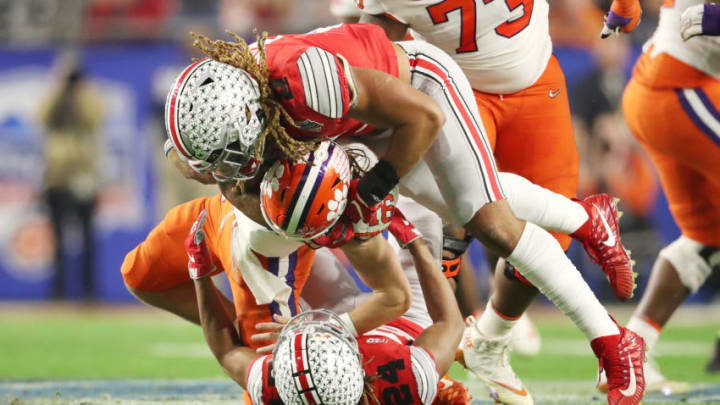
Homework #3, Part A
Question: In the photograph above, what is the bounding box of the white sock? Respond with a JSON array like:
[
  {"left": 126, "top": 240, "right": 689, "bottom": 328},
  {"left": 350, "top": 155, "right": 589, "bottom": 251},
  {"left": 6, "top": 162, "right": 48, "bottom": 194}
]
[
  {"left": 506, "top": 222, "right": 619, "bottom": 340},
  {"left": 475, "top": 301, "right": 518, "bottom": 339},
  {"left": 499, "top": 172, "right": 588, "bottom": 234},
  {"left": 627, "top": 315, "right": 661, "bottom": 353}
]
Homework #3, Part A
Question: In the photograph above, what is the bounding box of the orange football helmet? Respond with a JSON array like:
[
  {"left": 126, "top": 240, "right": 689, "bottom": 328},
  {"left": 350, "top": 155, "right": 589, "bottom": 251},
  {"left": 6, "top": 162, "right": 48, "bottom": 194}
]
[{"left": 260, "top": 141, "right": 352, "bottom": 240}]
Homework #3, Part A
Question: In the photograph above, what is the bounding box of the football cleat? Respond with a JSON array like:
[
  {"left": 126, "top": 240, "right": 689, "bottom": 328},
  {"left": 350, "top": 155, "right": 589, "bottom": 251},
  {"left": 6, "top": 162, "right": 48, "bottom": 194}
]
[
  {"left": 572, "top": 194, "right": 636, "bottom": 300},
  {"left": 437, "top": 375, "right": 472, "bottom": 405},
  {"left": 591, "top": 327, "right": 646, "bottom": 405},
  {"left": 460, "top": 323, "right": 534, "bottom": 405},
  {"left": 597, "top": 352, "right": 689, "bottom": 395}
]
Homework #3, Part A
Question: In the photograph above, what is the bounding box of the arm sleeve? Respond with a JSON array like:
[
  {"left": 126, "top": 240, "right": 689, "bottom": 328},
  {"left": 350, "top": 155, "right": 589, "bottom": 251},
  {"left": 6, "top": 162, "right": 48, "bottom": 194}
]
[{"left": 409, "top": 345, "right": 440, "bottom": 405}]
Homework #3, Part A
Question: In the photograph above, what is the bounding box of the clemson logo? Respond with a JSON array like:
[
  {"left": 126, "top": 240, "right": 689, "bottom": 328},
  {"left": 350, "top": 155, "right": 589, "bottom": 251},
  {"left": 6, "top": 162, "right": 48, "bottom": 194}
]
[
  {"left": 263, "top": 163, "right": 285, "bottom": 198},
  {"left": 326, "top": 183, "right": 348, "bottom": 222}
]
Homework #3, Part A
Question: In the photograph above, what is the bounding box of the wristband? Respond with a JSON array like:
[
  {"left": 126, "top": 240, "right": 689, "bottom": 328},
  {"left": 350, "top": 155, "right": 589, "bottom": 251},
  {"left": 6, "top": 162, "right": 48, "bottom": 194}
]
[
  {"left": 339, "top": 312, "right": 358, "bottom": 337},
  {"left": 357, "top": 159, "right": 399, "bottom": 206},
  {"left": 443, "top": 234, "right": 473, "bottom": 256},
  {"left": 164, "top": 138, "right": 175, "bottom": 158}
]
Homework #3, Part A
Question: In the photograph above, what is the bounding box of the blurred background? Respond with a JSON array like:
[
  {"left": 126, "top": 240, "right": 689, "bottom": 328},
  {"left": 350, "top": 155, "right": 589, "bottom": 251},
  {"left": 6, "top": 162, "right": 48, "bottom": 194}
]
[{"left": 0, "top": 0, "right": 715, "bottom": 305}]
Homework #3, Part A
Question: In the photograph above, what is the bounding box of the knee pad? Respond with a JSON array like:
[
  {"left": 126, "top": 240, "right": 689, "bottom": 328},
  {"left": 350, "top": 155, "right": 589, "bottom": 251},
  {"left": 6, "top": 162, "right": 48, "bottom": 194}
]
[{"left": 659, "top": 236, "right": 720, "bottom": 294}]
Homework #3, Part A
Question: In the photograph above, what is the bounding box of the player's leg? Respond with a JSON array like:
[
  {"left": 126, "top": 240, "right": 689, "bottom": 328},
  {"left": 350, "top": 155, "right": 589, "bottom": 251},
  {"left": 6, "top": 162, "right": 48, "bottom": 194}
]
[
  {"left": 620, "top": 77, "right": 720, "bottom": 392},
  {"left": 396, "top": 40, "right": 642, "bottom": 405}
]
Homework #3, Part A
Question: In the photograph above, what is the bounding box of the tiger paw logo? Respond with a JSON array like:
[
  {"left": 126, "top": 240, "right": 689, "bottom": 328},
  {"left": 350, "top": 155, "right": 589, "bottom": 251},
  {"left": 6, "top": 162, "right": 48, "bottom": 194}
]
[
  {"left": 326, "top": 184, "right": 348, "bottom": 222},
  {"left": 262, "top": 163, "right": 285, "bottom": 198}
]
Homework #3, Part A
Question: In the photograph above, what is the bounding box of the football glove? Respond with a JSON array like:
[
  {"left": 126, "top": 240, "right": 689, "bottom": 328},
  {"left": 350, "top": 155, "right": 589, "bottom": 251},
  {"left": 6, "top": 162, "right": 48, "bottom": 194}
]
[
  {"left": 344, "top": 178, "right": 398, "bottom": 239},
  {"left": 306, "top": 217, "right": 356, "bottom": 249},
  {"left": 388, "top": 209, "right": 422, "bottom": 248},
  {"left": 185, "top": 209, "right": 216, "bottom": 279},
  {"left": 681, "top": 4, "right": 720, "bottom": 41},
  {"left": 601, "top": 0, "right": 642, "bottom": 38}
]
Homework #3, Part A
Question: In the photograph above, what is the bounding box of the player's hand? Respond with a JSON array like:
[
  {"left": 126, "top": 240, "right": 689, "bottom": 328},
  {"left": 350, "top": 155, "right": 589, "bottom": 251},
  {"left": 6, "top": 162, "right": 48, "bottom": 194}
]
[
  {"left": 388, "top": 209, "right": 422, "bottom": 248},
  {"left": 251, "top": 314, "right": 289, "bottom": 354},
  {"left": 600, "top": 0, "right": 642, "bottom": 38},
  {"left": 185, "top": 210, "right": 215, "bottom": 279},
  {"left": 681, "top": 4, "right": 720, "bottom": 41},
  {"left": 306, "top": 217, "right": 355, "bottom": 249},
  {"left": 344, "top": 178, "right": 397, "bottom": 239}
]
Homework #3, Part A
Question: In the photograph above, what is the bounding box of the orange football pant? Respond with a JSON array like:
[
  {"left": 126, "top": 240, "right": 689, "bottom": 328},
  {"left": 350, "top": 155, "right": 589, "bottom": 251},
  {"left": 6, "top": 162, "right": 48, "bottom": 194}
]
[
  {"left": 474, "top": 55, "right": 579, "bottom": 250},
  {"left": 623, "top": 53, "right": 720, "bottom": 246}
]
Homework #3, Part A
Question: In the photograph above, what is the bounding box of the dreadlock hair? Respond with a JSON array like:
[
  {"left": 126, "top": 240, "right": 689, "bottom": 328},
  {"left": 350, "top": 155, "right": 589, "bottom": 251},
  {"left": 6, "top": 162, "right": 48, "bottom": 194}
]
[
  {"left": 360, "top": 357, "right": 381, "bottom": 405},
  {"left": 192, "top": 30, "right": 320, "bottom": 165}
]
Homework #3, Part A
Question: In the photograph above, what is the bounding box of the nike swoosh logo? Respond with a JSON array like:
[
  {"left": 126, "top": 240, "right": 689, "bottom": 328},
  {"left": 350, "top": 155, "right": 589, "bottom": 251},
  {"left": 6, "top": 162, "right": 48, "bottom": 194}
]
[
  {"left": 619, "top": 356, "right": 637, "bottom": 396},
  {"left": 593, "top": 203, "right": 617, "bottom": 247},
  {"left": 549, "top": 89, "right": 561, "bottom": 98},
  {"left": 492, "top": 380, "right": 528, "bottom": 396}
]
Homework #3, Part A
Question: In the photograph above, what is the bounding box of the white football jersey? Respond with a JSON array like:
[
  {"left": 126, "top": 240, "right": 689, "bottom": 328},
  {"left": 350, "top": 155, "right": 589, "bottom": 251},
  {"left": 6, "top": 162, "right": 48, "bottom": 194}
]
[
  {"left": 360, "top": 0, "right": 552, "bottom": 94},
  {"left": 646, "top": 0, "right": 720, "bottom": 79}
]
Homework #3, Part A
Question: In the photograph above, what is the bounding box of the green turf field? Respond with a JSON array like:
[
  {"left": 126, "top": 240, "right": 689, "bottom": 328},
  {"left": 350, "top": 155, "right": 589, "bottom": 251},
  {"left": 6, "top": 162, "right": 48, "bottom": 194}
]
[{"left": 1, "top": 304, "right": 719, "bottom": 404}]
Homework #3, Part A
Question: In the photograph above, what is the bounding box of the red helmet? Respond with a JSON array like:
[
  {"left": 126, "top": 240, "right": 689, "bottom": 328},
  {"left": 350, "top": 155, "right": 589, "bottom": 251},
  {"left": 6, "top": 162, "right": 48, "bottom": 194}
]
[{"left": 260, "top": 141, "right": 352, "bottom": 240}]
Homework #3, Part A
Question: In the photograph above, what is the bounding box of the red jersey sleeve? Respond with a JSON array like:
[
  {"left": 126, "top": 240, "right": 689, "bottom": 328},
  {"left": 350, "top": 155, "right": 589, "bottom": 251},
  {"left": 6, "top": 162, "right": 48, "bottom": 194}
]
[
  {"left": 267, "top": 44, "right": 359, "bottom": 136},
  {"left": 245, "top": 354, "right": 282, "bottom": 404}
]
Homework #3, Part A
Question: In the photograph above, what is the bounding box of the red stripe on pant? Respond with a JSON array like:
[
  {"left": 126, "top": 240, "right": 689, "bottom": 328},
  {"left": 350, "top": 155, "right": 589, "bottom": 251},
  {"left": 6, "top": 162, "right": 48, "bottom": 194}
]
[{"left": 408, "top": 56, "right": 504, "bottom": 201}]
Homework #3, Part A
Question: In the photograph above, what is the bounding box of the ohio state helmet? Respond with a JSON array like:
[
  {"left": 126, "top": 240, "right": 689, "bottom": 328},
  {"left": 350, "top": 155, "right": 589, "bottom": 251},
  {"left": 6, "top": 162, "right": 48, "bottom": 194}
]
[
  {"left": 273, "top": 310, "right": 365, "bottom": 405},
  {"left": 260, "top": 140, "right": 351, "bottom": 240},
  {"left": 165, "top": 59, "right": 266, "bottom": 181}
]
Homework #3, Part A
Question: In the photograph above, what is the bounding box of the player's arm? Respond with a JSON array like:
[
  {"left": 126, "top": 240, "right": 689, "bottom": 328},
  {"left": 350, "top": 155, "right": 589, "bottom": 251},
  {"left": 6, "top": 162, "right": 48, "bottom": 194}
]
[
  {"left": 388, "top": 211, "right": 463, "bottom": 376},
  {"left": 186, "top": 210, "right": 256, "bottom": 387},
  {"left": 359, "top": 12, "right": 409, "bottom": 41},
  {"left": 340, "top": 234, "right": 413, "bottom": 335},
  {"left": 348, "top": 66, "right": 445, "bottom": 183},
  {"left": 410, "top": 238, "right": 464, "bottom": 376}
]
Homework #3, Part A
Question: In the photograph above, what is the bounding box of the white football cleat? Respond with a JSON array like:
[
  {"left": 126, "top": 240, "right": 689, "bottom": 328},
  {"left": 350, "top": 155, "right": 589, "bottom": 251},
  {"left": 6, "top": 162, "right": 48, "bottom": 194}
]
[
  {"left": 597, "top": 352, "right": 690, "bottom": 395},
  {"left": 460, "top": 323, "right": 534, "bottom": 405},
  {"left": 510, "top": 314, "right": 541, "bottom": 357}
]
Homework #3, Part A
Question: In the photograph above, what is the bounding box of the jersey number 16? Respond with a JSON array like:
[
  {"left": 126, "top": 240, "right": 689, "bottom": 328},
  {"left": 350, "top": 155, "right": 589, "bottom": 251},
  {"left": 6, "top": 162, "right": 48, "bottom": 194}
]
[{"left": 427, "top": 0, "right": 533, "bottom": 53}]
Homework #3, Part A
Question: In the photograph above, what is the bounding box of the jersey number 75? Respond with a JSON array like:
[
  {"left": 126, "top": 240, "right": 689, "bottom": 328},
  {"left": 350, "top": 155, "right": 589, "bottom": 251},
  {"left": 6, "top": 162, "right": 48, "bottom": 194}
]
[{"left": 426, "top": 0, "right": 533, "bottom": 53}]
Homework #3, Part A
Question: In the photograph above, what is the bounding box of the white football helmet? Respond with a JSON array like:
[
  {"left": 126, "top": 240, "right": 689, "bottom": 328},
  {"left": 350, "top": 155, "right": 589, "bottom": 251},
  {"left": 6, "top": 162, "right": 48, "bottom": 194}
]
[
  {"left": 273, "top": 310, "right": 365, "bottom": 405},
  {"left": 165, "top": 59, "right": 266, "bottom": 181}
]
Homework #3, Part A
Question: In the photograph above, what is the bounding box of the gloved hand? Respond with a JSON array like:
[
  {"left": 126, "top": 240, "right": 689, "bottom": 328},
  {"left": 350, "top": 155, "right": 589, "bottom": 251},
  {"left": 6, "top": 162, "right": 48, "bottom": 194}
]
[
  {"left": 600, "top": 0, "right": 642, "bottom": 38},
  {"left": 344, "top": 178, "right": 398, "bottom": 239},
  {"left": 185, "top": 210, "right": 216, "bottom": 279},
  {"left": 681, "top": 4, "right": 720, "bottom": 41},
  {"left": 388, "top": 209, "right": 422, "bottom": 248},
  {"left": 306, "top": 217, "right": 356, "bottom": 249}
]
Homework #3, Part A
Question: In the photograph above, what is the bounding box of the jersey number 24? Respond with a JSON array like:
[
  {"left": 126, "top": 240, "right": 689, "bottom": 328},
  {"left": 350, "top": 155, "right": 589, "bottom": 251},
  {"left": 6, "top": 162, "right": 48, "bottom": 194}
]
[{"left": 427, "top": 0, "right": 533, "bottom": 52}]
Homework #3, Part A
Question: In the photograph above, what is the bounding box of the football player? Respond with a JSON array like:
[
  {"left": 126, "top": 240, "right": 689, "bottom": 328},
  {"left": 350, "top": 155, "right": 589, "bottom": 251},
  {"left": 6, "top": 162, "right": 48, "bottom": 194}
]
[
  {"left": 186, "top": 181, "right": 465, "bottom": 404},
  {"left": 123, "top": 141, "right": 414, "bottom": 358},
  {"left": 353, "top": 0, "right": 642, "bottom": 400},
  {"left": 595, "top": 0, "right": 720, "bottom": 395},
  {"left": 169, "top": 25, "right": 644, "bottom": 405},
  {"left": 125, "top": 139, "right": 472, "bottom": 403}
]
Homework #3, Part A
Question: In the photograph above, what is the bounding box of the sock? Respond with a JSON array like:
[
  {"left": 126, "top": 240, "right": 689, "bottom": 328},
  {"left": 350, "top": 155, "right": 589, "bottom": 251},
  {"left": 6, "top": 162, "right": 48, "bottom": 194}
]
[
  {"left": 499, "top": 172, "right": 588, "bottom": 234},
  {"left": 506, "top": 222, "right": 619, "bottom": 340},
  {"left": 475, "top": 301, "right": 519, "bottom": 339},
  {"left": 627, "top": 315, "right": 661, "bottom": 353}
]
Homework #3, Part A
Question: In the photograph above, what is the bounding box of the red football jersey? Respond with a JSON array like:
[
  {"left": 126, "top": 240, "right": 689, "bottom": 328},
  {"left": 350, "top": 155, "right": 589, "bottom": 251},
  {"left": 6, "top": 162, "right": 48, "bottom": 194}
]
[
  {"left": 259, "top": 24, "right": 399, "bottom": 139},
  {"left": 246, "top": 317, "right": 439, "bottom": 405}
]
